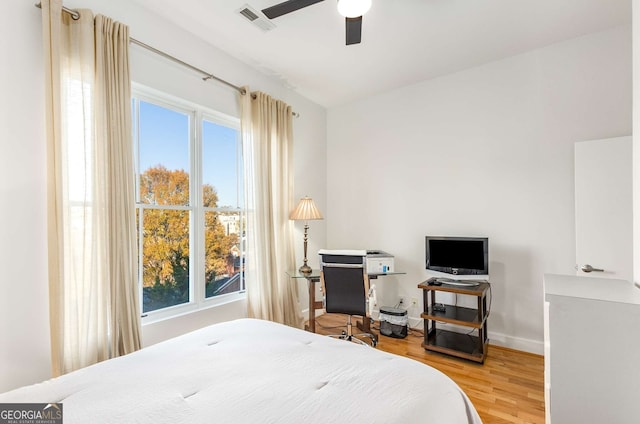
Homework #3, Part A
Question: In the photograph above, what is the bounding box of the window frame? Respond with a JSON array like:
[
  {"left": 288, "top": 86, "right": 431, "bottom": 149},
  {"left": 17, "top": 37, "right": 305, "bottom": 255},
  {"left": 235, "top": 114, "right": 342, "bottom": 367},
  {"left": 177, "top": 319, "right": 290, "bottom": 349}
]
[{"left": 132, "top": 84, "right": 245, "bottom": 323}]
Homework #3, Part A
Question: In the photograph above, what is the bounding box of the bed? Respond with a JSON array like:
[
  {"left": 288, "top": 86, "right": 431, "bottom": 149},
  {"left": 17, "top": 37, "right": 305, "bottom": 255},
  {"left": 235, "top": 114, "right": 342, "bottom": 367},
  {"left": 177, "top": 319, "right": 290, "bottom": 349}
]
[{"left": 0, "top": 318, "right": 481, "bottom": 423}]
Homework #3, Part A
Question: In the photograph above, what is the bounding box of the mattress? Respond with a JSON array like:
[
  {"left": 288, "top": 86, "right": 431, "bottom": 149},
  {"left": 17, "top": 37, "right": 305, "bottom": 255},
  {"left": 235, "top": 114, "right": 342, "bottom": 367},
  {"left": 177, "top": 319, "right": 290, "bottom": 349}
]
[{"left": 0, "top": 318, "right": 481, "bottom": 423}]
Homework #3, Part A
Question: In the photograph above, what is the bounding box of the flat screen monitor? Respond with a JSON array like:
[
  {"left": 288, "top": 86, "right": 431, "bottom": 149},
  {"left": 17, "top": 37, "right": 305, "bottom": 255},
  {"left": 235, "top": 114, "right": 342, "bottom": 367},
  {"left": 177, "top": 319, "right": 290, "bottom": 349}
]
[{"left": 425, "top": 236, "right": 488, "bottom": 276}]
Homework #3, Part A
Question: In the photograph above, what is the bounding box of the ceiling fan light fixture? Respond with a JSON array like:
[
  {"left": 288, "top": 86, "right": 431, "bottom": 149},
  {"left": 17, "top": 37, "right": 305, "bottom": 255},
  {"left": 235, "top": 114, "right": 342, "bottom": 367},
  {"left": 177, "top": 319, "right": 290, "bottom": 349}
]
[{"left": 337, "top": 0, "right": 371, "bottom": 18}]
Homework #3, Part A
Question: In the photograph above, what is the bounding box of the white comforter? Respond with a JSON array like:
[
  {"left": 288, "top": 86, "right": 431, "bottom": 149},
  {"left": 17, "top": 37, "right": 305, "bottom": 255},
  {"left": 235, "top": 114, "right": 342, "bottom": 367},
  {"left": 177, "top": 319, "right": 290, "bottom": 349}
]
[{"left": 0, "top": 318, "right": 481, "bottom": 423}]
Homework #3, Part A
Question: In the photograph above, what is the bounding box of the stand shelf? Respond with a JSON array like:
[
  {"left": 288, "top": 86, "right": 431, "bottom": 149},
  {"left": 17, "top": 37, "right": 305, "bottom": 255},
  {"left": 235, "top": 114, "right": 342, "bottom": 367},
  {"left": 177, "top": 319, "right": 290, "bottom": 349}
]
[{"left": 418, "top": 278, "right": 489, "bottom": 363}]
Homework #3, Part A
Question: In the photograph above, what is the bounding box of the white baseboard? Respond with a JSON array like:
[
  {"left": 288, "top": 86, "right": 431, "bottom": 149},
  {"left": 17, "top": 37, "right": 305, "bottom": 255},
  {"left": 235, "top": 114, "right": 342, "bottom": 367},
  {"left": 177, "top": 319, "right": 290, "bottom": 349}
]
[
  {"left": 301, "top": 308, "right": 324, "bottom": 320},
  {"left": 487, "top": 330, "right": 543, "bottom": 355},
  {"left": 303, "top": 309, "right": 544, "bottom": 356}
]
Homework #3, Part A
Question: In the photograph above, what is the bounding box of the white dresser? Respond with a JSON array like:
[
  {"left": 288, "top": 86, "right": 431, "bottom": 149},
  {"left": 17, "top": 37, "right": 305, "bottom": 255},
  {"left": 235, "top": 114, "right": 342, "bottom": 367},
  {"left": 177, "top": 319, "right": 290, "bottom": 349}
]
[{"left": 543, "top": 274, "right": 640, "bottom": 424}]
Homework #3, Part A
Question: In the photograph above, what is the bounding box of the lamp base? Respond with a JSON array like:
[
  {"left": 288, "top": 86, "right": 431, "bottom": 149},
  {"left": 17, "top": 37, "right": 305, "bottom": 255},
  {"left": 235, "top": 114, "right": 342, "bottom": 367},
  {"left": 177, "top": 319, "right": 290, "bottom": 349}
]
[{"left": 299, "top": 264, "right": 312, "bottom": 276}]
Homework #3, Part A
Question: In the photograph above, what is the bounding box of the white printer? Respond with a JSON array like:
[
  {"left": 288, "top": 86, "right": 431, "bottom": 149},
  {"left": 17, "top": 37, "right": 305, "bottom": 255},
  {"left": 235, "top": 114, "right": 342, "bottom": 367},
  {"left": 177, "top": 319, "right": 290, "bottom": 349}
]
[{"left": 366, "top": 250, "right": 394, "bottom": 274}]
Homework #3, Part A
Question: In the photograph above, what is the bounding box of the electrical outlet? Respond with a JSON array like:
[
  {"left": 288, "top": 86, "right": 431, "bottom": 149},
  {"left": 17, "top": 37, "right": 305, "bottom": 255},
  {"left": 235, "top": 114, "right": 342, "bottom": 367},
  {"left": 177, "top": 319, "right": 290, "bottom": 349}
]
[
  {"left": 399, "top": 297, "right": 404, "bottom": 305},
  {"left": 411, "top": 297, "right": 418, "bottom": 307}
]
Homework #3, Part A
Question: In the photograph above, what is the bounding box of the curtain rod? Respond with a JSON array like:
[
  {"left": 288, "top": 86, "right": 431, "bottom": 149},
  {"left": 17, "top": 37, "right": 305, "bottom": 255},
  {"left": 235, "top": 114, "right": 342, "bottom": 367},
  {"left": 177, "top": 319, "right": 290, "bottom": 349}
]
[
  {"left": 34, "top": 2, "right": 244, "bottom": 94},
  {"left": 129, "top": 38, "right": 246, "bottom": 95},
  {"left": 34, "top": 2, "right": 300, "bottom": 117}
]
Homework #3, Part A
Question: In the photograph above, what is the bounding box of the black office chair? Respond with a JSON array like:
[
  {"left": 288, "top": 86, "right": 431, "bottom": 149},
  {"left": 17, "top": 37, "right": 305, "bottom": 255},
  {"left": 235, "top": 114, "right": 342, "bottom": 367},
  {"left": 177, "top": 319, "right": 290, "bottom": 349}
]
[{"left": 319, "top": 249, "right": 377, "bottom": 347}]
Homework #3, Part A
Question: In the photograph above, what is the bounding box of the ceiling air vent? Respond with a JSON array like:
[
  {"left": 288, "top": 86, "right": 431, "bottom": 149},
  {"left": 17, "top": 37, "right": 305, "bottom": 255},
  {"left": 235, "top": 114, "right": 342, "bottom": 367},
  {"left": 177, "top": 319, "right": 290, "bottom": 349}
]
[{"left": 237, "top": 4, "right": 276, "bottom": 32}]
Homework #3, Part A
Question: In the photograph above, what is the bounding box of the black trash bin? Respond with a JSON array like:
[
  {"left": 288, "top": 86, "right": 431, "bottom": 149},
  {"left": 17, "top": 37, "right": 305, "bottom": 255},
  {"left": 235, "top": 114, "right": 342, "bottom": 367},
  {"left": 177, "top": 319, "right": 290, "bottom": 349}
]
[{"left": 379, "top": 306, "right": 408, "bottom": 339}]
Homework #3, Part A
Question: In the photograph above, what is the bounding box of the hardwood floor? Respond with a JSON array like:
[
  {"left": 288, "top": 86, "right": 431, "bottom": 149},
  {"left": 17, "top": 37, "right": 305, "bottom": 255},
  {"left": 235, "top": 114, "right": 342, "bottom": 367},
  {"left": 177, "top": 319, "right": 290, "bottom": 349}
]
[{"left": 313, "top": 314, "right": 545, "bottom": 424}]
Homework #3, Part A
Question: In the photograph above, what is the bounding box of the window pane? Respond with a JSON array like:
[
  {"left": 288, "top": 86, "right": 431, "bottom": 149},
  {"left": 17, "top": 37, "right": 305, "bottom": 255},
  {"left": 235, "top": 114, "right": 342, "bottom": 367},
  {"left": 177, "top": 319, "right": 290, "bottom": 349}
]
[
  {"left": 139, "top": 101, "right": 190, "bottom": 206},
  {"left": 133, "top": 90, "right": 245, "bottom": 316},
  {"left": 141, "top": 209, "right": 190, "bottom": 312},
  {"left": 202, "top": 121, "right": 240, "bottom": 208},
  {"left": 205, "top": 211, "right": 243, "bottom": 298}
]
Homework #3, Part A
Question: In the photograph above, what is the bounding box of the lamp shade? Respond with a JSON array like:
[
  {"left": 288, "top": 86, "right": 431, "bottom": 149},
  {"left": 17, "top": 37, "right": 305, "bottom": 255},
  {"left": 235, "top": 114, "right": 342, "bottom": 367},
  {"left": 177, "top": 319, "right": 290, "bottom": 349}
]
[
  {"left": 290, "top": 197, "right": 323, "bottom": 221},
  {"left": 337, "top": 0, "right": 372, "bottom": 18}
]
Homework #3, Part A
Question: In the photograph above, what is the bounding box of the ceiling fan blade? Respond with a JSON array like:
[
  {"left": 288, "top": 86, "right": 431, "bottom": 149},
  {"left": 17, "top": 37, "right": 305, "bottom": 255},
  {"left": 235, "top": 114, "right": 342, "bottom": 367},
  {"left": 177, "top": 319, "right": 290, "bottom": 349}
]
[
  {"left": 262, "top": 0, "right": 325, "bottom": 19},
  {"left": 345, "top": 16, "right": 362, "bottom": 45}
]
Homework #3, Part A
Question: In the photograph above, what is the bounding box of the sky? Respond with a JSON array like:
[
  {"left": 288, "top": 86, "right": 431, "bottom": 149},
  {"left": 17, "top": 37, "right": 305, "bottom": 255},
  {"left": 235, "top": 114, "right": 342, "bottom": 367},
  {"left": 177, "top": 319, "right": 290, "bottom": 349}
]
[{"left": 137, "top": 100, "right": 241, "bottom": 208}]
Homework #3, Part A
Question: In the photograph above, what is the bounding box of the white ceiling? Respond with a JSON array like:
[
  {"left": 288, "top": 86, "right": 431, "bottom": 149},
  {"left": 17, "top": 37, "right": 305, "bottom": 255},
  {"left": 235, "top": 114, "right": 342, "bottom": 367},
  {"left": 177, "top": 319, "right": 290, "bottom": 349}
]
[{"left": 130, "top": 0, "right": 630, "bottom": 108}]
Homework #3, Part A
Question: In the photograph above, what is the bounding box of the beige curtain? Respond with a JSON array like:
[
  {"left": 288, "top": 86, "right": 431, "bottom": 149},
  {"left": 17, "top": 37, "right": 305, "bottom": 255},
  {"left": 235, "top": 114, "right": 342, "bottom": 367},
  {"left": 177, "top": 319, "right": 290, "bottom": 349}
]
[
  {"left": 41, "top": 0, "right": 141, "bottom": 376},
  {"left": 241, "top": 90, "right": 303, "bottom": 328}
]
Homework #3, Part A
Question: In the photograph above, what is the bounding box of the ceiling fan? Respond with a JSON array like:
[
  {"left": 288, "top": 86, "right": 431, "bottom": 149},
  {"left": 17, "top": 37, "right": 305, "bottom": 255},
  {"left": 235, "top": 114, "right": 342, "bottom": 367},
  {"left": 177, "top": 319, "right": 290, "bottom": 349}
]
[{"left": 261, "top": 0, "right": 372, "bottom": 45}]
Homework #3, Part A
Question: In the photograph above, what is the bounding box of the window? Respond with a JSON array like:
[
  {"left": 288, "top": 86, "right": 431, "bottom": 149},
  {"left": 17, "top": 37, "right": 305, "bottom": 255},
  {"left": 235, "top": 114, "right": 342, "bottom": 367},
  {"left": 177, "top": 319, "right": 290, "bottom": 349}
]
[{"left": 132, "top": 87, "right": 244, "bottom": 318}]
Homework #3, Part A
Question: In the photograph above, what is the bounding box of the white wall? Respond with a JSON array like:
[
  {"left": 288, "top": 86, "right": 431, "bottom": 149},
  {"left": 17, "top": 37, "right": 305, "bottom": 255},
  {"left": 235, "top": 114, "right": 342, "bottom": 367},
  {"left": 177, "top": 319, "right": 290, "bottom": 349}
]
[
  {"left": 633, "top": 0, "right": 640, "bottom": 287},
  {"left": 0, "top": 0, "right": 326, "bottom": 392},
  {"left": 326, "top": 25, "right": 632, "bottom": 353},
  {"left": 0, "top": 0, "right": 51, "bottom": 395}
]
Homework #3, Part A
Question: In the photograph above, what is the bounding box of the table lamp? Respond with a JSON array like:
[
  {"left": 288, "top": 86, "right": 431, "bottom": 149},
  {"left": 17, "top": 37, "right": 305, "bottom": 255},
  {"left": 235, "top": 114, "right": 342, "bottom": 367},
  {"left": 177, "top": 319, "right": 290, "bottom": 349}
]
[{"left": 290, "top": 196, "right": 323, "bottom": 275}]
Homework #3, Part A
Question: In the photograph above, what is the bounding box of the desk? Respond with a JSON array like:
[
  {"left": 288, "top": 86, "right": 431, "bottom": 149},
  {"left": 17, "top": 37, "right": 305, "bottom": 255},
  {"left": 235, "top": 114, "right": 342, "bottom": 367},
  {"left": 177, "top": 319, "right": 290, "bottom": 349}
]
[
  {"left": 287, "top": 269, "right": 322, "bottom": 332},
  {"left": 287, "top": 269, "right": 404, "bottom": 334}
]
